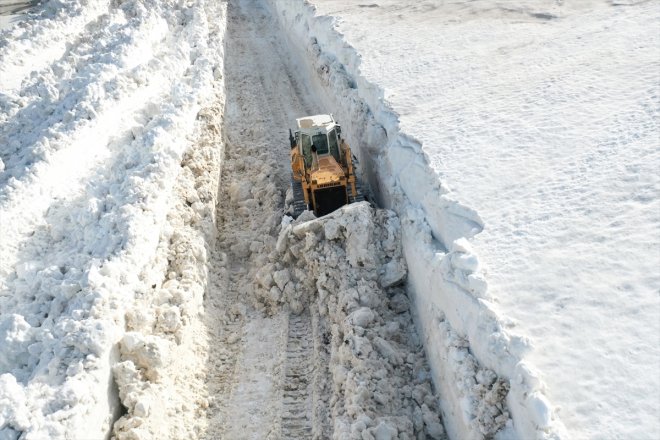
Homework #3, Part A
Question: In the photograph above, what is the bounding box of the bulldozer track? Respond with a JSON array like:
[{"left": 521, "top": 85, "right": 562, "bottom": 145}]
[
  {"left": 282, "top": 312, "right": 314, "bottom": 439},
  {"left": 291, "top": 176, "right": 307, "bottom": 218},
  {"left": 349, "top": 156, "right": 366, "bottom": 203},
  {"left": 348, "top": 178, "right": 366, "bottom": 204}
]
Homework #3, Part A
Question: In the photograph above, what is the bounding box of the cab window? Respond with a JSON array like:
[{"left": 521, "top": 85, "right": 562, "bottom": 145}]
[
  {"left": 312, "top": 133, "right": 329, "bottom": 155},
  {"left": 328, "top": 129, "right": 340, "bottom": 162},
  {"left": 301, "top": 134, "right": 312, "bottom": 168}
]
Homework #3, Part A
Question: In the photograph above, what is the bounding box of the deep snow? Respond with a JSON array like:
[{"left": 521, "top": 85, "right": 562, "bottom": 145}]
[
  {"left": 1, "top": 0, "right": 657, "bottom": 438},
  {"left": 270, "top": 0, "right": 660, "bottom": 438}
]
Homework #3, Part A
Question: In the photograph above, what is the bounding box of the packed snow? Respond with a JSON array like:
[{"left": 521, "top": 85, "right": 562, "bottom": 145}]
[{"left": 0, "top": 0, "right": 657, "bottom": 439}]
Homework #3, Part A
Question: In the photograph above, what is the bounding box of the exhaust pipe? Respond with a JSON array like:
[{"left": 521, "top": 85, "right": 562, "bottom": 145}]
[{"left": 289, "top": 129, "right": 296, "bottom": 149}]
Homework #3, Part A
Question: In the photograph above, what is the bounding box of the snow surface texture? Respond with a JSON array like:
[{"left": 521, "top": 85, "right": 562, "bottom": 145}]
[
  {"left": 0, "top": 0, "right": 227, "bottom": 436},
  {"left": 267, "top": 0, "right": 660, "bottom": 438},
  {"left": 262, "top": 0, "right": 660, "bottom": 438},
  {"left": 1, "top": 0, "right": 656, "bottom": 438}
]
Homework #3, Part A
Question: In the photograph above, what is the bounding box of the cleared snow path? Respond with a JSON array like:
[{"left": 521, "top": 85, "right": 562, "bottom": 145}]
[
  {"left": 202, "top": 0, "right": 449, "bottom": 438},
  {"left": 202, "top": 0, "right": 313, "bottom": 437}
]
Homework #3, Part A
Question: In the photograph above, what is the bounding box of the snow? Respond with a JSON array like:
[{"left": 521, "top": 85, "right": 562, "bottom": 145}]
[
  {"left": 1, "top": 0, "right": 657, "bottom": 438},
  {"left": 266, "top": 0, "right": 660, "bottom": 438},
  {"left": 202, "top": 4, "right": 450, "bottom": 436},
  {"left": 0, "top": 0, "right": 31, "bottom": 31},
  {"left": 0, "top": 0, "right": 227, "bottom": 436},
  {"left": 267, "top": 203, "right": 451, "bottom": 439}
]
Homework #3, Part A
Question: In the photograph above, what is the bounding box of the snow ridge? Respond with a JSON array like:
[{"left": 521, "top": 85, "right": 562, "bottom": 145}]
[
  {"left": 0, "top": 0, "right": 226, "bottom": 436},
  {"left": 267, "top": 203, "right": 447, "bottom": 439},
  {"left": 265, "top": 1, "right": 566, "bottom": 438}
]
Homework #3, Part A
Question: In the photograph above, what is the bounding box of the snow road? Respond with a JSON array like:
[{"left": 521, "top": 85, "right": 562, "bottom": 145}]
[{"left": 202, "top": 1, "right": 448, "bottom": 438}]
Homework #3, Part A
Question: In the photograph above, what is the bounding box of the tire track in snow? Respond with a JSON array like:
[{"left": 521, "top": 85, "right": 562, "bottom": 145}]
[
  {"left": 281, "top": 312, "right": 314, "bottom": 439},
  {"left": 202, "top": 0, "right": 323, "bottom": 437}
]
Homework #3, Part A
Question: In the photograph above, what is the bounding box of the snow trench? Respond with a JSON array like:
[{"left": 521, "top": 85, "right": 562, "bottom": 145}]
[
  {"left": 265, "top": 1, "right": 567, "bottom": 438},
  {"left": 201, "top": 1, "right": 449, "bottom": 438}
]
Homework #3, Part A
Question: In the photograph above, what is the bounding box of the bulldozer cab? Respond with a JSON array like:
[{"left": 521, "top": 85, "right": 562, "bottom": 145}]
[
  {"left": 294, "top": 115, "right": 342, "bottom": 170},
  {"left": 289, "top": 114, "right": 362, "bottom": 218}
]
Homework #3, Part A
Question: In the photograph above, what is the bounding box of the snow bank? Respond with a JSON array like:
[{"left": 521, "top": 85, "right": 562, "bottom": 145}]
[
  {"left": 259, "top": 203, "right": 453, "bottom": 439},
  {"left": 111, "top": 61, "right": 226, "bottom": 438},
  {"left": 265, "top": 1, "right": 565, "bottom": 438},
  {"left": 0, "top": 0, "right": 227, "bottom": 436}
]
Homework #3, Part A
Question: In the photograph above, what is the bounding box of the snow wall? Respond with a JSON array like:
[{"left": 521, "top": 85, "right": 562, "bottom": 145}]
[
  {"left": 265, "top": 1, "right": 567, "bottom": 439},
  {"left": 0, "top": 0, "right": 227, "bottom": 437}
]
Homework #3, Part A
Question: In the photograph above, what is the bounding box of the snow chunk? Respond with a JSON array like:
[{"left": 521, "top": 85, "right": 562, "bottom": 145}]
[
  {"left": 379, "top": 259, "right": 407, "bottom": 288},
  {"left": 273, "top": 269, "right": 291, "bottom": 291},
  {"left": 346, "top": 307, "right": 376, "bottom": 328},
  {"left": 119, "top": 333, "right": 171, "bottom": 381}
]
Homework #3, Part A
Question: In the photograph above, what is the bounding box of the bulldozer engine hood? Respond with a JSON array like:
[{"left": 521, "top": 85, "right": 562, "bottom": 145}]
[{"left": 311, "top": 155, "right": 345, "bottom": 186}]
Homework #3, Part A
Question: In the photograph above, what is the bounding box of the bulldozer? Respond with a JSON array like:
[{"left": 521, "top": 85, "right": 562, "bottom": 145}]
[{"left": 289, "top": 114, "right": 364, "bottom": 217}]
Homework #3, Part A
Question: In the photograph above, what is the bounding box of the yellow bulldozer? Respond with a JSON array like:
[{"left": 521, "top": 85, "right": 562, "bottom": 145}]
[{"left": 289, "top": 114, "right": 365, "bottom": 217}]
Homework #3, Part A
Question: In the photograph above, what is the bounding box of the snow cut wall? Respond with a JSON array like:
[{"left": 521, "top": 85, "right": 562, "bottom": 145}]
[{"left": 265, "top": 1, "right": 567, "bottom": 439}]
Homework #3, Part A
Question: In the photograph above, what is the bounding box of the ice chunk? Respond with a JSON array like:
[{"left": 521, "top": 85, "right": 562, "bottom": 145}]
[{"left": 372, "top": 421, "right": 398, "bottom": 440}]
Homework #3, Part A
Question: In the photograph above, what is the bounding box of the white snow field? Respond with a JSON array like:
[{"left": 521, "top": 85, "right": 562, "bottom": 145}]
[{"left": 0, "top": 0, "right": 658, "bottom": 439}]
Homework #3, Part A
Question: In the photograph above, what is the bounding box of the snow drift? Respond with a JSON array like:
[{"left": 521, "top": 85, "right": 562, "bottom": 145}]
[{"left": 0, "top": 0, "right": 227, "bottom": 437}]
